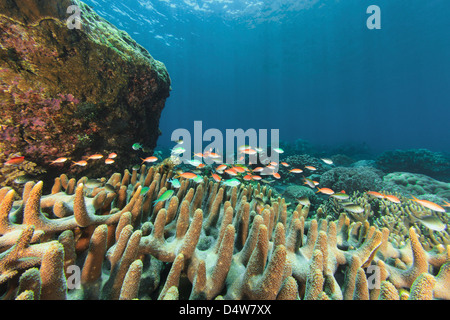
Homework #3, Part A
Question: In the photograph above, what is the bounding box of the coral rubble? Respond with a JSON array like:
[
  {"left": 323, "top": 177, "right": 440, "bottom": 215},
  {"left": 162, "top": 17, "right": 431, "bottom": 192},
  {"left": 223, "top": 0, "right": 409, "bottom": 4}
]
[{"left": 0, "top": 162, "right": 448, "bottom": 300}]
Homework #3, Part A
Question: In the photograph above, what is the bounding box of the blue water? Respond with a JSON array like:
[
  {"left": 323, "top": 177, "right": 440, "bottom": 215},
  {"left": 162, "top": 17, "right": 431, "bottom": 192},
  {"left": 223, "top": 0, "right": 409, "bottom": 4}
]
[{"left": 84, "top": 0, "right": 450, "bottom": 154}]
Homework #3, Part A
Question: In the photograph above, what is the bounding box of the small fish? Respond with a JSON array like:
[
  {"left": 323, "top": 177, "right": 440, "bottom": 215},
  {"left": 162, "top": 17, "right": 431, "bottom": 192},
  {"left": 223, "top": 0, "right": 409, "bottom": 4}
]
[
  {"left": 224, "top": 169, "right": 238, "bottom": 176},
  {"left": 174, "top": 139, "right": 184, "bottom": 144},
  {"left": 187, "top": 159, "right": 202, "bottom": 167},
  {"left": 132, "top": 143, "right": 143, "bottom": 151},
  {"left": 410, "top": 196, "right": 446, "bottom": 213},
  {"left": 384, "top": 194, "right": 401, "bottom": 204},
  {"left": 153, "top": 190, "right": 174, "bottom": 206},
  {"left": 72, "top": 160, "right": 88, "bottom": 167},
  {"left": 140, "top": 187, "right": 150, "bottom": 195},
  {"left": 4, "top": 156, "right": 25, "bottom": 166},
  {"left": 260, "top": 179, "right": 275, "bottom": 184},
  {"left": 281, "top": 162, "right": 290, "bottom": 167},
  {"left": 331, "top": 193, "right": 350, "bottom": 200},
  {"left": 141, "top": 156, "right": 158, "bottom": 164},
  {"left": 251, "top": 175, "right": 262, "bottom": 181},
  {"left": 216, "top": 164, "right": 228, "bottom": 172},
  {"left": 208, "top": 152, "right": 222, "bottom": 159},
  {"left": 132, "top": 165, "right": 141, "bottom": 171},
  {"left": 172, "top": 147, "right": 186, "bottom": 155},
  {"left": 366, "top": 191, "right": 385, "bottom": 199},
  {"left": 254, "top": 196, "right": 266, "bottom": 207},
  {"left": 14, "top": 174, "right": 35, "bottom": 184},
  {"left": 443, "top": 200, "right": 450, "bottom": 207},
  {"left": 304, "top": 165, "right": 317, "bottom": 171},
  {"left": 297, "top": 196, "right": 310, "bottom": 207},
  {"left": 343, "top": 204, "right": 364, "bottom": 214},
  {"left": 303, "top": 177, "right": 316, "bottom": 188},
  {"left": 169, "top": 178, "right": 181, "bottom": 188},
  {"left": 193, "top": 175, "right": 204, "bottom": 184},
  {"left": 321, "top": 158, "right": 333, "bottom": 165},
  {"left": 289, "top": 168, "right": 303, "bottom": 174},
  {"left": 316, "top": 187, "right": 334, "bottom": 195},
  {"left": 240, "top": 148, "right": 257, "bottom": 155},
  {"left": 272, "top": 172, "right": 281, "bottom": 179},
  {"left": 222, "top": 178, "right": 241, "bottom": 187},
  {"left": 273, "top": 147, "right": 284, "bottom": 154},
  {"left": 84, "top": 179, "right": 103, "bottom": 188},
  {"left": 108, "top": 153, "right": 118, "bottom": 159},
  {"left": 105, "top": 158, "right": 115, "bottom": 165},
  {"left": 104, "top": 184, "right": 116, "bottom": 193},
  {"left": 50, "top": 157, "right": 68, "bottom": 165},
  {"left": 87, "top": 154, "right": 103, "bottom": 160},
  {"left": 180, "top": 172, "right": 198, "bottom": 180},
  {"left": 252, "top": 167, "right": 264, "bottom": 173},
  {"left": 211, "top": 174, "right": 222, "bottom": 183},
  {"left": 232, "top": 166, "right": 247, "bottom": 173},
  {"left": 414, "top": 215, "right": 447, "bottom": 232}
]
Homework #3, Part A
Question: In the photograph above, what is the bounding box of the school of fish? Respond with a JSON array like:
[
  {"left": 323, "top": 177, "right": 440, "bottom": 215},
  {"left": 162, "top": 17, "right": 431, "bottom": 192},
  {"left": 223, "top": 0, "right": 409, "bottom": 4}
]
[{"left": 3, "top": 141, "right": 448, "bottom": 232}]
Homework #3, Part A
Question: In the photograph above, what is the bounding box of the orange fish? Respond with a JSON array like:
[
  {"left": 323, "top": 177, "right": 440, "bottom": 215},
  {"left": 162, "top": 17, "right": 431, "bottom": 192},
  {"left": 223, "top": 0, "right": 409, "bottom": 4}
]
[
  {"left": 444, "top": 201, "right": 450, "bottom": 207},
  {"left": 105, "top": 158, "right": 115, "bottom": 165},
  {"left": 411, "top": 196, "right": 445, "bottom": 213},
  {"left": 304, "top": 165, "right": 317, "bottom": 171},
  {"left": 207, "top": 152, "right": 221, "bottom": 159},
  {"left": 180, "top": 172, "right": 198, "bottom": 179},
  {"left": 193, "top": 153, "right": 204, "bottom": 158},
  {"left": 72, "top": 160, "right": 88, "bottom": 167},
  {"left": 232, "top": 166, "right": 246, "bottom": 173},
  {"left": 87, "top": 154, "right": 103, "bottom": 160},
  {"left": 366, "top": 191, "right": 384, "bottom": 199},
  {"left": 50, "top": 157, "right": 68, "bottom": 165},
  {"left": 384, "top": 194, "right": 401, "bottom": 204},
  {"left": 216, "top": 164, "right": 227, "bottom": 172},
  {"left": 197, "top": 163, "right": 206, "bottom": 169},
  {"left": 251, "top": 175, "right": 262, "bottom": 181},
  {"left": 4, "top": 156, "right": 25, "bottom": 166},
  {"left": 211, "top": 173, "right": 222, "bottom": 182},
  {"left": 272, "top": 172, "right": 281, "bottom": 179},
  {"left": 252, "top": 167, "right": 264, "bottom": 173},
  {"left": 281, "top": 162, "right": 290, "bottom": 167},
  {"left": 224, "top": 169, "right": 237, "bottom": 176},
  {"left": 289, "top": 168, "right": 303, "bottom": 173},
  {"left": 108, "top": 153, "right": 118, "bottom": 159},
  {"left": 316, "top": 187, "right": 334, "bottom": 195},
  {"left": 243, "top": 174, "right": 253, "bottom": 181},
  {"left": 241, "top": 148, "right": 257, "bottom": 155},
  {"left": 141, "top": 156, "right": 158, "bottom": 163}
]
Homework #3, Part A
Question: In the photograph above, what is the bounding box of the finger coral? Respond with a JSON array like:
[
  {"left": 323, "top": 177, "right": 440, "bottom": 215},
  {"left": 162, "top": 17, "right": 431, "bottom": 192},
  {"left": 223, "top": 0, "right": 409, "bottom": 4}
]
[{"left": 0, "top": 162, "right": 449, "bottom": 300}]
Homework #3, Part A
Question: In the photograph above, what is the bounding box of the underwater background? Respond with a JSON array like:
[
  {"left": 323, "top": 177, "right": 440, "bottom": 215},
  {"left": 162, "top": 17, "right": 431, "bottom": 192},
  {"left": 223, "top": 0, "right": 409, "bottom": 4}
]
[{"left": 85, "top": 0, "right": 450, "bottom": 154}]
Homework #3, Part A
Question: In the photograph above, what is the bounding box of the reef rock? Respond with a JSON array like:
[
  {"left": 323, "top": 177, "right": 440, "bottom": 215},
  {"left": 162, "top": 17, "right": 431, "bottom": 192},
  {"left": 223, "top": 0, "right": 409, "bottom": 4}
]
[
  {"left": 0, "top": 0, "right": 171, "bottom": 190},
  {"left": 376, "top": 149, "right": 450, "bottom": 182},
  {"left": 319, "top": 166, "right": 385, "bottom": 194}
]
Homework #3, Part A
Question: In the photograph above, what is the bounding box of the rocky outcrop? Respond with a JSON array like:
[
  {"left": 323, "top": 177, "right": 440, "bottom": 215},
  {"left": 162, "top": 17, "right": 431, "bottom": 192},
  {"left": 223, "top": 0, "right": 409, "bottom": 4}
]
[{"left": 0, "top": 0, "right": 171, "bottom": 191}]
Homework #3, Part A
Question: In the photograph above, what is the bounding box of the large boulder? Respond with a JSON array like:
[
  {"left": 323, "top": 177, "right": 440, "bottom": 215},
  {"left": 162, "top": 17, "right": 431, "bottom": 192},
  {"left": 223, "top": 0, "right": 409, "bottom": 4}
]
[{"left": 0, "top": 0, "right": 171, "bottom": 191}]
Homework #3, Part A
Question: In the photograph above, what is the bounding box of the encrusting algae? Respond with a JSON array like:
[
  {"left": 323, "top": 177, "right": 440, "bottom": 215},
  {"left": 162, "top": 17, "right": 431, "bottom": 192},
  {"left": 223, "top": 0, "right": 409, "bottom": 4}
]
[{"left": 0, "top": 159, "right": 449, "bottom": 300}]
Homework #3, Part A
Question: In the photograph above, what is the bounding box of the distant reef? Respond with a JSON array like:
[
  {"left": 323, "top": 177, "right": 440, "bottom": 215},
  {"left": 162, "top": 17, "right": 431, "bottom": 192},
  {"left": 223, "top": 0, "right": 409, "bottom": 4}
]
[{"left": 0, "top": 0, "right": 171, "bottom": 191}]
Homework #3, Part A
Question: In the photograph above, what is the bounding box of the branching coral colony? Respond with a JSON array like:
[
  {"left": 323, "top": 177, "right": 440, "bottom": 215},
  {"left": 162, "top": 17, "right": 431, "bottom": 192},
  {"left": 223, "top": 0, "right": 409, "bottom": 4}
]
[{"left": 0, "top": 162, "right": 449, "bottom": 300}]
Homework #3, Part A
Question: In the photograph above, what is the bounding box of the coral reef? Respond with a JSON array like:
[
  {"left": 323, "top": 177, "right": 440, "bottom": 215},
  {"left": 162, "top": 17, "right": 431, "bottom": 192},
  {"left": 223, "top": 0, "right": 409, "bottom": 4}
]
[
  {"left": 376, "top": 149, "right": 450, "bottom": 182},
  {"left": 0, "top": 162, "right": 448, "bottom": 300},
  {"left": 0, "top": 0, "right": 171, "bottom": 186},
  {"left": 382, "top": 172, "right": 450, "bottom": 202},
  {"left": 319, "top": 166, "right": 385, "bottom": 194}
]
